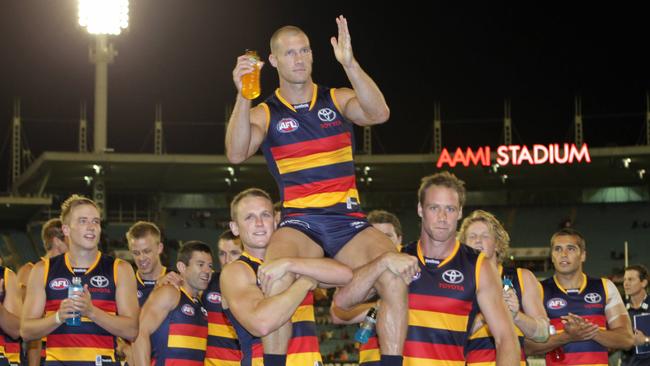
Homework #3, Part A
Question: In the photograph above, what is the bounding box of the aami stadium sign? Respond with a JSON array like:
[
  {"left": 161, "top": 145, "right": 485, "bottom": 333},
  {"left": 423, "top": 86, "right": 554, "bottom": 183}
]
[{"left": 436, "top": 143, "right": 591, "bottom": 168}]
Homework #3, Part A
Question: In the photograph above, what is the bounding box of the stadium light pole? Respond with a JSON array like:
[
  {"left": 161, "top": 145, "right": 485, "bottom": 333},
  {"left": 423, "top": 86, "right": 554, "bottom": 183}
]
[{"left": 78, "top": 0, "right": 129, "bottom": 153}]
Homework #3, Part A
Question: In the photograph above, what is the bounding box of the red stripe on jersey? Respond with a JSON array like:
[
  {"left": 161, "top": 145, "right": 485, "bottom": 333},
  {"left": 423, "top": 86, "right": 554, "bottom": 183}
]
[
  {"left": 467, "top": 348, "right": 496, "bottom": 363},
  {"left": 45, "top": 299, "right": 62, "bottom": 312},
  {"left": 205, "top": 346, "right": 241, "bottom": 361},
  {"left": 163, "top": 360, "right": 204, "bottom": 366},
  {"left": 360, "top": 336, "right": 379, "bottom": 352},
  {"left": 403, "top": 340, "right": 465, "bottom": 361},
  {"left": 207, "top": 311, "right": 230, "bottom": 325},
  {"left": 169, "top": 323, "right": 208, "bottom": 336},
  {"left": 287, "top": 336, "right": 319, "bottom": 354},
  {"left": 92, "top": 299, "right": 117, "bottom": 313},
  {"left": 560, "top": 351, "right": 609, "bottom": 365},
  {"left": 270, "top": 133, "right": 351, "bottom": 160},
  {"left": 409, "top": 293, "right": 473, "bottom": 315},
  {"left": 300, "top": 292, "right": 314, "bottom": 306},
  {"left": 46, "top": 333, "right": 114, "bottom": 348},
  {"left": 252, "top": 343, "right": 263, "bottom": 358},
  {"left": 283, "top": 176, "right": 356, "bottom": 202}
]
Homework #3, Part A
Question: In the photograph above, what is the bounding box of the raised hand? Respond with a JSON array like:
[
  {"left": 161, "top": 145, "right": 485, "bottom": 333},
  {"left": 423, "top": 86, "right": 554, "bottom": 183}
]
[{"left": 330, "top": 15, "right": 355, "bottom": 68}]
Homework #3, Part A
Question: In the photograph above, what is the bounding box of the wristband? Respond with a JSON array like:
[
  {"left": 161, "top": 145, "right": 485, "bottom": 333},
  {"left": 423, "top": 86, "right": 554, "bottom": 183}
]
[{"left": 54, "top": 311, "right": 62, "bottom": 325}]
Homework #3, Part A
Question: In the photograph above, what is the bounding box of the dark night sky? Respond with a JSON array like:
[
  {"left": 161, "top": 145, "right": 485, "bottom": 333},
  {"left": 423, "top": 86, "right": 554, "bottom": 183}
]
[{"left": 1, "top": 1, "right": 648, "bottom": 191}]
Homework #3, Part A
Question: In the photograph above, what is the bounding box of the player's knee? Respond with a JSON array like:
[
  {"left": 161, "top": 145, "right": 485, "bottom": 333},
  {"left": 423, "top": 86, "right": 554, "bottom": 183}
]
[{"left": 375, "top": 271, "right": 407, "bottom": 297}]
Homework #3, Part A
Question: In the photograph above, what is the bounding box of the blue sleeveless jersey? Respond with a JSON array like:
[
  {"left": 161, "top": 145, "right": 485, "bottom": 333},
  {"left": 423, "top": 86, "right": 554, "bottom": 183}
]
[
  {"left": 150, "top": 288, "right": 208, "bottom": 366},
  {"left": 259, "top": 84, "right": 362, "bottom": 215},
  {"left": 136, "top": 267, "right": 166, "bottom": 306},
  {"left": 359, "top": 241, "right": 483, "bottom": 366},
  {"left": 541, "top": 274, "right": 609, "bottom": 366},
  {"left": 202, "top": 272, "right": 241, "bottom": 366},
  {"left": 223, "top": 252, "right": 322, "bottom": 366},
  {"left": 43, "top": 253, "right": 120, "bottom": 366},
  {"left": 466, "top": 266, "right": 527, "bottom": 366}
]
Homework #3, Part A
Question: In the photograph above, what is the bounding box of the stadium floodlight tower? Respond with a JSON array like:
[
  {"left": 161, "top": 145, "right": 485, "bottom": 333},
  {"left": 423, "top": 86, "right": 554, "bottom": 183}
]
[{"left": 78, "top": 0, "right": 129, "bottom": 153}]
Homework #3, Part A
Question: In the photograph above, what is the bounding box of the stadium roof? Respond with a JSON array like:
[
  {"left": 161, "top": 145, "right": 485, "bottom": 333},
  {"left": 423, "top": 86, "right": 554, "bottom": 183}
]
[{"left": 9, "top": 145, "right": 650, "bottom": 195}]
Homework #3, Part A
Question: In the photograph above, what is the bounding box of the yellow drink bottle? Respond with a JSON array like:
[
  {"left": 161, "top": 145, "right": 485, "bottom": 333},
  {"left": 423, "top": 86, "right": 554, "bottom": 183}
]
[{"left": 241, "top": 50, "right": 261, "bottom": 100}]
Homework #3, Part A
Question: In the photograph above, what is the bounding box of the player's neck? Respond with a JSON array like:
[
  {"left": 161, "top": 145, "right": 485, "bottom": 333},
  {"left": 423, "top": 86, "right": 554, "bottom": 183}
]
[
  {"left": 278, "top": 80, "right": 314, "bottom": 104},
  {"left": 555, "top": 270, "right": 584, "bottom": 290},
  {"left": 181, "top": 282, "right": 198, "bottom": 299},
  {"left": 139, "top": 263, "right": 163, "bottom": 281},
  {"left": 420, "top": 234, "right": 456, "bottom": 259},
  {"left": 630, "top": 291, "right": 647, "bottom": 308},
  {"left": 243, "top": 245, "right": 266, "bottom": 261},
  {"left": 67, "top": 247, "right": 99, "bottom": 268}
]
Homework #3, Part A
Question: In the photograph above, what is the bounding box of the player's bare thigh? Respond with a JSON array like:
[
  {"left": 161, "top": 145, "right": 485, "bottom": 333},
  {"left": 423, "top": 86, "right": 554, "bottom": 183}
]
[
  {"left": 334, "top": 226, "right": 397, "bottom": 270},
  {"left": 265, "top": 226, "right": 325, "bottom": 261}
]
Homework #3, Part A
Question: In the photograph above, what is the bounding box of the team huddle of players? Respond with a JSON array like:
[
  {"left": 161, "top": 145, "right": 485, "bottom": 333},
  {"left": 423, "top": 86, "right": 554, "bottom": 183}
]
[{"left": 0, "top": 14, "right": 644, "bottom": 366}]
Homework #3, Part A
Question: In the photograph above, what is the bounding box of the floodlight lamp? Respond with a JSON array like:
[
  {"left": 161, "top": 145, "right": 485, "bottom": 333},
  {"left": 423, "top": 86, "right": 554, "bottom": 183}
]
[
  {"left": 92, "top": 164, "right": 102, "bottom": 174},
  {"left": 622, "top": 158, "right": 631, "bottom": 168},
  {"left": 78, "top": 0, "right": 129, "bottom": 35}
]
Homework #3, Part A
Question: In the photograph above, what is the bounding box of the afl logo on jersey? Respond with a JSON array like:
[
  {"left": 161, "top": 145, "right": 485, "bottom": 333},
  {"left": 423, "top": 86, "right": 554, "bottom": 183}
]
[
  {"left": 206, "top": 292, "right": 222, "bottom": 304},
  {"left": 49, "top": 278, "right": 70, "bottom": 290},
  {"left": 90, "top": 275, "right": 109, "bottom": 288},
  {"left": 547, "top": 297, "right": 568, "bottom": 310},
  {"left": 137, "top": 290, "right": 143, "bottom": 298},
  {"left": 317, "top": 108, "right": 337, "bottom": 122},
  {"left": 277, "top": 118, "right": 299, "bottom": 133},
  {"left": 442, "top": 269, "right": 464, "bottom": 284},
  {"left": 584, "top": 292, "right": 602, "bottom": 304},
  {"left": 181, "top": 304, "right": 195, "bottom": 316}
]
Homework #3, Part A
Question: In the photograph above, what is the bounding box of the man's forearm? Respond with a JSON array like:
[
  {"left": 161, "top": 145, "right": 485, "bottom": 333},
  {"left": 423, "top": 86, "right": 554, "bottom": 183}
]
[
  {"left": 247, "top": 278, "right": 314, "bottom": 336},
  {"left": 132, "top": 331, "right": 151, "bottom": 366},
  {"left": 225, "top": 96, "right": 254, "bottom": 163},
  {"left": 342, "top": 61, "right": 389, "bottom": 123},
  {"left": 332, "top": 255, "right": 386, "bottom": 310},
  {"left": 21, "top": 314, "right": 61, "bottom": 341},
  {"left": 495, "top": 334, "right": 521, "bottom": 366},
  {"left": 289, "top": 258, "right": 352, "bottom": 286},
  {"left": 514, "top": 312, "right": 549, "bottom": 342},
  {"left": 593, "top": 328, "right": 634, "bottom": 349},
  {"left": 0, "top": 305, "right": 21, "bottom": 339},
  {"left": 524, "top": 332, "right": 570, "bottom": 355}
]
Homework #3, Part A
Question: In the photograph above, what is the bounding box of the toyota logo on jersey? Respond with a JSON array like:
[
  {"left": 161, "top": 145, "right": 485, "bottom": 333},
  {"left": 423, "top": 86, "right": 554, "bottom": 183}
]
[
  {"left": 90, "top": 275, "right": 109, "bottom": 288},
  {"left": 317, "top": 108, "right": 337, "bottom": 122},
  {"left": 442, "top": 269, "right": 464, "bottom": 284},
  {"left": 584, "top": 292, "right": 602, "bottom": 304}
]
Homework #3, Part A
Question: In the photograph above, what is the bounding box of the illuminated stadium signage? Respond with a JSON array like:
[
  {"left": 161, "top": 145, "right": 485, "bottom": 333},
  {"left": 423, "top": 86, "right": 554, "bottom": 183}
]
[{"left": 436, "top": 143, "right": 591, "bottom": 168}]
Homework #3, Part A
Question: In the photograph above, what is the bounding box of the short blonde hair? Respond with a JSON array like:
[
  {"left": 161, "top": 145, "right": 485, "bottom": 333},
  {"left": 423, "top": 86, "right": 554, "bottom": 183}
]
[
  {"left": 270, "top": 25, "right": 307, "bottom": 54},
  {"left": 458, "top": 210, "right": 510, "bottom": 263},
  {"left": 126, "top": 221, "right": 161, "bottom": 244},
  {"left": 41, "top": 218, "right": 64, "bottom": 250},
  {"left": 60, "top": 194, "right": 100, "bottom": 224},
  {"left": 230, "top": 188, "right": 273, "bottom": 221}
]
